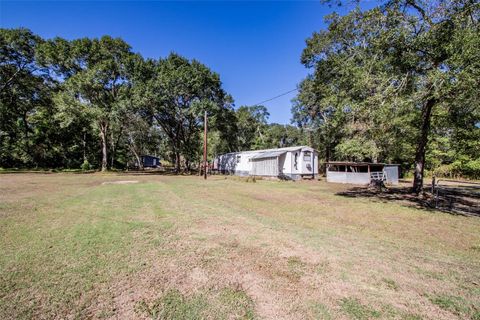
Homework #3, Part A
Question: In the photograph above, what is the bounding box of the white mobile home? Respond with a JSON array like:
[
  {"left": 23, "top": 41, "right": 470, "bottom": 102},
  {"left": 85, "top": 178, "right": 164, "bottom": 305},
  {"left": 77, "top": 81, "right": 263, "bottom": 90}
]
[
  {"left": 214, "top": 146, "right": 318, "bottom": 180},
  {"left": 325, "top": 162, "right": 399, "bottom": 185}
]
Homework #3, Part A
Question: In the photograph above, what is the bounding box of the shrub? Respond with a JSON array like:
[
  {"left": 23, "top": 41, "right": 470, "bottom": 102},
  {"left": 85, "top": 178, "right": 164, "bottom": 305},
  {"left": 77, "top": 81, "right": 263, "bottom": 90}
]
[
  {"left": 464, "top": 159, "right": 480, "bottom": 179},
  {"left": 81, "top": 160, "right": 91, "bottom": 171},
  {"left": 433, "top": 159, "right": 480, "bottom": 180}
]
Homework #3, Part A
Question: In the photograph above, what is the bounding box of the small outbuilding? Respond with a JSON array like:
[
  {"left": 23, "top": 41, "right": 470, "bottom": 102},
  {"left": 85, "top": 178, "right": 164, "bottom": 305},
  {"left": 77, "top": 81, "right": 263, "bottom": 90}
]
[
  {"left": 325, "top": 162, "right": 399, "bottom": 185},
  {"left": 214, "top": 146, "right": 318, "bottom": 180},
  {"left": 141, "top": 155, "right": 161, "bottom": 168}
]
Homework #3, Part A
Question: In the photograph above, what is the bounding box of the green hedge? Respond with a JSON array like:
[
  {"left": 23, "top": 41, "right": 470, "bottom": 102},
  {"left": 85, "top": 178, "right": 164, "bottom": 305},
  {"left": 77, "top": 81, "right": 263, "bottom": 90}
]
[{"left": 434, "top": 159, "right": 480, "bottom": 180}]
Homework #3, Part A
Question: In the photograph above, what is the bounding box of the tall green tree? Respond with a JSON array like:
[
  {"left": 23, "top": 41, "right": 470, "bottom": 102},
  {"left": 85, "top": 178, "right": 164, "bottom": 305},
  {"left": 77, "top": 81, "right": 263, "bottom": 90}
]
[
  {"left": 262, "top": 123, "right": 307, "bottom": 149},
  {"left": 208, "top": 106, "right": 238, "bottom": 156},
  {"left": 235, "top": 105, "right": 269, "bottom": 150},
  {"left": 134, "top": 53, "right": 233, "bottom": 171},
  {"left": 0, "top": 28, "right": 49, "bottom": 166},
  {"left": 38, "top": 36, "right": 137, "bottom": 171},
  {"left": 292, "top": 76, "right": 346, "bottom": 161},
  {"left": 298, "top": 0, "right": 480, "bottom": 192}
]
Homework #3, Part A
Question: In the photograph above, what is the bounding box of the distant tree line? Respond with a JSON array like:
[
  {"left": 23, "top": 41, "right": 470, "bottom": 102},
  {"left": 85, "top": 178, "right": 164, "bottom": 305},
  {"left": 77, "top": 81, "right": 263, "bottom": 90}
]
[
  {"left": 293, "top": 0, "right": 480, "bottom": 191},
  {"left": 1, "top": 0, "right": 479, "bottom": 192},
  {"left": 0, "top": 29, "right": 304, "bottom": 172}
]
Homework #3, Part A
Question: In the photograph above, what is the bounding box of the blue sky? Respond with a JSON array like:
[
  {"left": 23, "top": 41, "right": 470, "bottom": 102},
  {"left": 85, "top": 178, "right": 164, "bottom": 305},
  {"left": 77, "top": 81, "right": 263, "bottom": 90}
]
[{"left": 0, "top": 1, "right": 359, "bottom": 124}]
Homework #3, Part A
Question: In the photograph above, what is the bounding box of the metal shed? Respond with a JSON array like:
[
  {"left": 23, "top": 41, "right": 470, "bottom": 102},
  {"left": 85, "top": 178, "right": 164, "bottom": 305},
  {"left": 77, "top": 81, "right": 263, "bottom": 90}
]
[
  {"left": 141, "top": 155, "right": 160, "bottom": 168},
  {"left": 326, "top": 162, "right": 399, "bottom": 185}
]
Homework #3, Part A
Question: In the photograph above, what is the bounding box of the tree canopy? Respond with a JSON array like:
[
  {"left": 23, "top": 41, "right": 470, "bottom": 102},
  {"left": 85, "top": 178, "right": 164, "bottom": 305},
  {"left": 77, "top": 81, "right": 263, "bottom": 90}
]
[
  {"left": 1, "top": 4, "right": 479, "bottom": 186},
  {"left": 294, "top": 0, "right": 480, "bottom": 189},
  {"left": 133, "top": 53, "right": 234, "bottom": 171},
  {"left": 38, "top": 35, "right": 138, "bottom": 171},
  {"left": 1, "top": 29, "right": 304, "bottom": 172}
]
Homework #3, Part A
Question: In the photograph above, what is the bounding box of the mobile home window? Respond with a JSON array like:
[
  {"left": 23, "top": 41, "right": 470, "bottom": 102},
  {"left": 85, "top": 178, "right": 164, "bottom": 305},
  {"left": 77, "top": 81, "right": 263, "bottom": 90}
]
[
  {"left": 236, "top": 155, "right": 241, "bottom": 163},
  {"left": 303, "top": 151, "right": 311, "bottom": 161}
]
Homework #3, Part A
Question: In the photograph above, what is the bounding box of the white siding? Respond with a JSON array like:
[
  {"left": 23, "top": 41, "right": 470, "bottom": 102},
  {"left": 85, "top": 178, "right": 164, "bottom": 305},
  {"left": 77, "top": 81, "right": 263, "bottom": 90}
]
[
  {"left": 291, "top": 151, "right": 301, "bottom": 174},
  {"left": 251, "top": 157, "right": 279, "bottom": 176},
  {"left": 215, "top": 146, "right": 318, "bottom": 178},
  {"left": 300, "top": 150, "right": 318, "bottom": 175},
  {"left": 326, "top": 172, "right": 371, "bottom": 184},
  {"left": 215, "top": 153, "right": 237, "bottom": 173},
  {"left": 278, "top": 153, "right": 287, "bottom": 175},
  {"left": 283, "top": 152, "right": 292, "bottom": 174}
]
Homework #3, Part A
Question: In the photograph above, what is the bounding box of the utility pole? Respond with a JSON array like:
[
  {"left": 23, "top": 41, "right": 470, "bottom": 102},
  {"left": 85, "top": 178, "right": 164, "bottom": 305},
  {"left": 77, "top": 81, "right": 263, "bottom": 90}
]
[{"left": 203, "top": 110, "right": 208, "bottom": 180}]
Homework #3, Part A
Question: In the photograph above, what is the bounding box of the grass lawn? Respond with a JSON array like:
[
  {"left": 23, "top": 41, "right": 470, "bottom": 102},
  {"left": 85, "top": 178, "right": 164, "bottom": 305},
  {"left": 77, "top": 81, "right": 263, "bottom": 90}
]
[{"left": 1, "top": 173, "right": 479, "bottom": 319}]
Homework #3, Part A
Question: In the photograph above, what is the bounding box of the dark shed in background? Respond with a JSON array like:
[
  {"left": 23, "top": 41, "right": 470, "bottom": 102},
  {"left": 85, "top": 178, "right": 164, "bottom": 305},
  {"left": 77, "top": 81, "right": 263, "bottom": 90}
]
[{"left": 141, "top": 155, "right": 160, "bottom": 168}]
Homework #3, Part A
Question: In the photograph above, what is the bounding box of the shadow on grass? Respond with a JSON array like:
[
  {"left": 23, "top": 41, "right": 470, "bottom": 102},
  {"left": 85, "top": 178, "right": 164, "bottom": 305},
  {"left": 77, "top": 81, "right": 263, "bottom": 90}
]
[
  {"left": 336, "top": 185, "right": 480, "bottom": 217},
  {"left": 0, "top": 167, "right": 215, "bottom": 178},
  {"left": 0, "top": 169, "right": 93, "bottom": 174},
  {"left": 123, "top": 169, "right": 199, "bottom": 176},
  {"left": 0, "top": 168, "right": 184, "bottom": 175},
  {"left": 337, "top": 186, "right": 431, "bottom": 209}
]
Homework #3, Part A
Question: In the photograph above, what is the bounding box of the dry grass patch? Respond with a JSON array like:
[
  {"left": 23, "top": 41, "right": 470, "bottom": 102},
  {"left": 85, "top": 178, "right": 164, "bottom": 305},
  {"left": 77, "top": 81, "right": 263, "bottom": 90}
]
[{"left": 0, "top": 173, "right": 479, "bottom": 319}]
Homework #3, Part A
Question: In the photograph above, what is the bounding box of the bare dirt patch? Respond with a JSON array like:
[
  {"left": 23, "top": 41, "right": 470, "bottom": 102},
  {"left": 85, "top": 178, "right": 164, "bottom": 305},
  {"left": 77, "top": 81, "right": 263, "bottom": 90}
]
[
  {"left": 101, "top": 180, "right": 139, "bottom": 185},
  {"left": 1, "top": 173, "right": 479, "bottom": 319}
]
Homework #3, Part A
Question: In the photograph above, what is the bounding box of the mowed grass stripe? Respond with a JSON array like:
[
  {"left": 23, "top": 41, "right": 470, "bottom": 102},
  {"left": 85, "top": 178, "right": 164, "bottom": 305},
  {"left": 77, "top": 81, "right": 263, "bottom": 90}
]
[
  {"left": 0, "top": 174, "right": 479, "bottom": 319},
  {"left": 1, "top": 180, "right": 174, "bottom": 318}
]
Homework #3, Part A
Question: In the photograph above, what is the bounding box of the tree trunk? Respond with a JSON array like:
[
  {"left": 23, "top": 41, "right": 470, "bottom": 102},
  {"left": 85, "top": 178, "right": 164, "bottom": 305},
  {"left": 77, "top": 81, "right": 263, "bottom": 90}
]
[
  {"left": 132, "top": 150, "right": 142, "bottom": 170},
  {"left": 99, "top": 123, "right": 108, "bottom": 172},
  {"left": 174, "top": 150, "right": 181, "bottom": 173},
  {"left": 83, "top": 131, "right": 87, "bottom": 162},
  {"left": 110, "top": 127, "right": 123, "bottom": 169},
  {"left": 110, "top": 131, "right": 115, "bottom": 169},
  {"left": 412, "top": 97, "right": 435, "bottom": 194},
  {"left": 325, "top": 142, "right": 331, "bottom": 163},
  {"left": 127, "top": 134, "right": 142, "bottom": 170},
  {"left": 307, "top": 130, "right": 313, "bottom": 147}
]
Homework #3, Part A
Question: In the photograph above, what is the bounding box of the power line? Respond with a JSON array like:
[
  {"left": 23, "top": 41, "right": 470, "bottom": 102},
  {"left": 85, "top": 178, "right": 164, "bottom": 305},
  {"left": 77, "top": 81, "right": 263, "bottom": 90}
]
[{"left": 252, "top": 88, "right": 298, "bottom": 106}]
